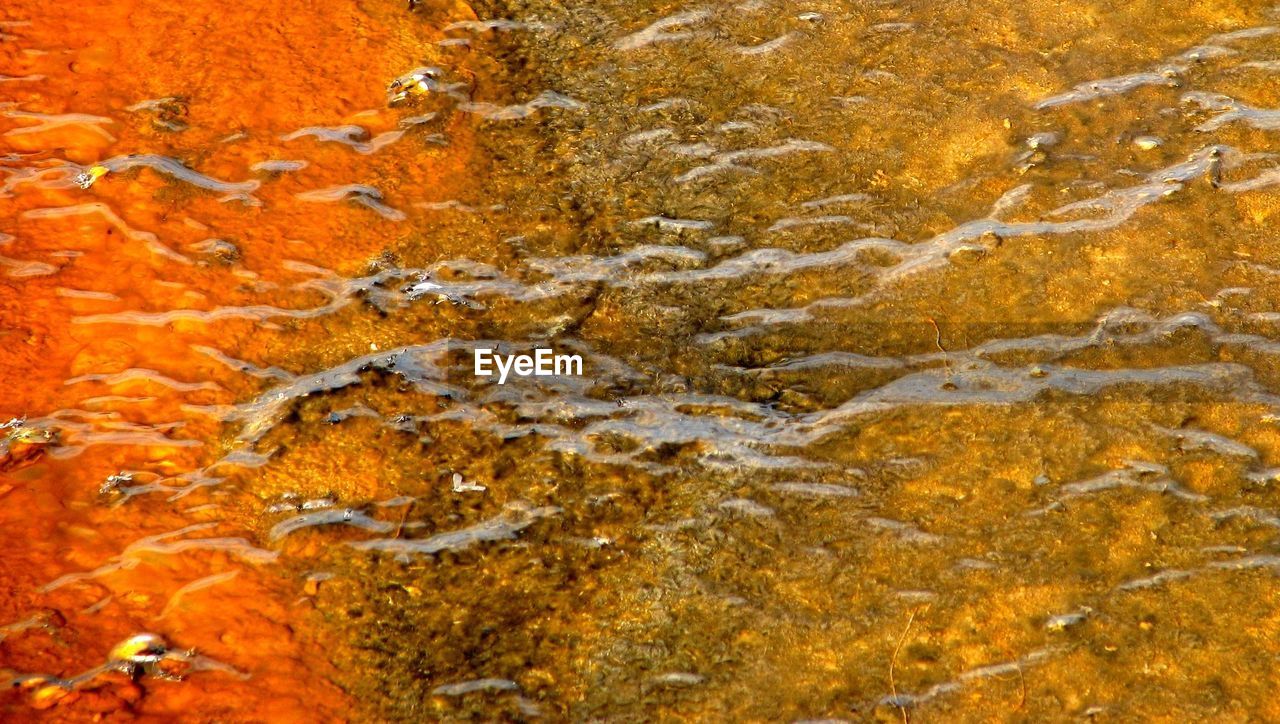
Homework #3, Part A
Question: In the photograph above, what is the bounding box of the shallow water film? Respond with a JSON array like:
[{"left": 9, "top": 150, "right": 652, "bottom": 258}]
[{"left": 6, "top": 0, "right": 1280, "bottom": 720}]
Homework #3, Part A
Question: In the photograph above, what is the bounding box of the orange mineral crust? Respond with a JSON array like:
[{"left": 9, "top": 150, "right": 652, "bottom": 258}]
[{"left": 0, "top": 0, "right": 479, "bottom": 718}]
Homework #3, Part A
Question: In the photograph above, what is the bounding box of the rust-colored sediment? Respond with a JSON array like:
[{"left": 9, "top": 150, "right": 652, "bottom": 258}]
[
  {"left": 12, "top": 0, "right": 1280, "bottom": 720},
  {"left": 0, "top": 0, "right": 477, "bottom": 718}
]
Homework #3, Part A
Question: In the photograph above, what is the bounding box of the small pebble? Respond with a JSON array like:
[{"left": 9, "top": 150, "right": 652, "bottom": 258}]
[
  {"left": 653, "top": 672, "right": 705, "bottom": 687},
  {"left": 451, "top": 472, "right": 486, "bottom": 493},
  {"left": 109, "top": 633, "right": 168, "bottom": 663},
  {"left": 1027, "top": 131, "right": 1060, "bottom": 149}
]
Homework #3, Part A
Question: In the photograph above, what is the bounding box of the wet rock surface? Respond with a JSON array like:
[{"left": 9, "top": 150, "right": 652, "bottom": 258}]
[{"left": 6, "top": 0, "right": 1280, "bottom": 720}]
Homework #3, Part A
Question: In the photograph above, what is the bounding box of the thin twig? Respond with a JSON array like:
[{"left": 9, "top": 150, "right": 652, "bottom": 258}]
[
  {"left": 927, "top": 316, "right": 952, "bottom": 381},
  {"left": 996, "top": 644, "right": 1028, "bottom": 711},
  {"left": 890, "top": 605, "right": 926, "bottom": 724},
  {"left": 392, "top": 501, "right": 412, "bottom": 539},
  {"left": 1016, "top": 655, "right": 1027, "bottom": 710}
]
